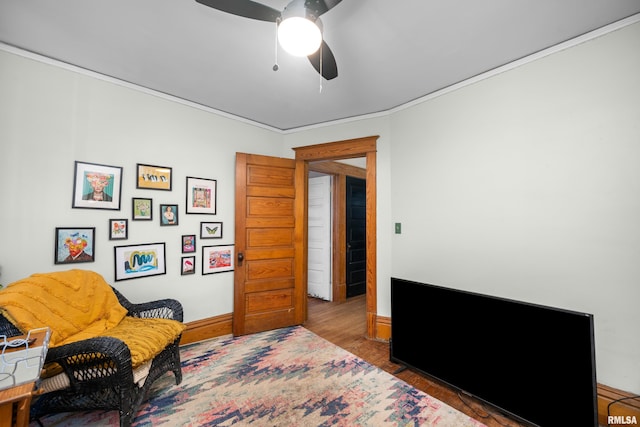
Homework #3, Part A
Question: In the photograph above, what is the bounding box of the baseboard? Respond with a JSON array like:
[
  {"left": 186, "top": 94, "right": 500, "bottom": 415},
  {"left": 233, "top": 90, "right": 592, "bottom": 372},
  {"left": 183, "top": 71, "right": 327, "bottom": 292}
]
[
  {"left": 181, "top": 313, "right": 394, "bottom": 343},
  {"left": 375, "top": 315, "right": 391, "bottom": 341},
  {"left": 180, "top": 313, "right": 232, "bottom": 345},
  {"left": 598, "top": 384, "right": 640, "bottom": 426}
]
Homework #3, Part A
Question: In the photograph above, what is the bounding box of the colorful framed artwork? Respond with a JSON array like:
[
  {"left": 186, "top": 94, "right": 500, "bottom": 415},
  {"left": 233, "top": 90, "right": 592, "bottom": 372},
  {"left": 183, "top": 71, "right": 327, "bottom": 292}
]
[
  {"left": 132, "top": 197, "right": 153, "bottom": 221},
  {"left": 202, "top": 244, "right": 234, "bottom": 274},
  {"left": 160, "top": 204, "right": 179, "bottom": 226},
  {"left": 181, "top": 256, "right": 196, "bottom": 275},
  {"left": 200, "top": 221, "right": 222, "bottom": 239},
  {"left": 109, "top": 219, "right": 128, "bottom": 240},
  {"left": 114, "top": 242, "right": 166, "bottom": 281},
  {"left": 136, "top": 163, "right": 172, "bottom": 191},
  {"left": 182, "top": 234, "right": 196, "bottom": 253},
  {"left": 72, "top": 161, "right": 122, "bottom": 210},
  {"left": 55, "top": 227, "right": 95, "bottom": 264},
  {"left": 186, "top": 176, "right": 217, "bottom": 215}
]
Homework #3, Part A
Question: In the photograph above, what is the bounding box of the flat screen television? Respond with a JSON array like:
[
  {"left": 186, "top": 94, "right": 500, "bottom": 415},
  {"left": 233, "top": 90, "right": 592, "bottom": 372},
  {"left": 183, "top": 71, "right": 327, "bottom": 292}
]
[{"left": 390, "top": 277, "right": 598, "bottom": 427}]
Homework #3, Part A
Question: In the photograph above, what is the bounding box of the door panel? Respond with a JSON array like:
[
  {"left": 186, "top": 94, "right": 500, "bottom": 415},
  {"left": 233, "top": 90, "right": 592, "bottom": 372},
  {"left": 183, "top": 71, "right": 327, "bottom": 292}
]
[
  {"left": 247, "top": 198, "right": 294, "bottom": 214},
  {"left": 234, "top": 153, "right": 302, "bottom": 336},
  {"left": 247, "top": 258, "right": 294, "bottom": 280},
  {"left": 246, "top": 290, "right": 293, "bottom": 312},
  {"left": 248, "top": 229, "right": 294, "bottom": 247},
  {"left": 346, "top": 176, "right": 366, "bottom": 298},
  {"left": 307, "top": 175, "right": 332, "bottom": 300}
]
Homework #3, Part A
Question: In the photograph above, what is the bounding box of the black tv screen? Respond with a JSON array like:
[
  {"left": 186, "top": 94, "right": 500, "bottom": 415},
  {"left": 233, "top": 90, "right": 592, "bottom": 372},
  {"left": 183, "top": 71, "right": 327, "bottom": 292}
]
[{"left": 390, "top": 277, "right": 598, "bottom": 427}]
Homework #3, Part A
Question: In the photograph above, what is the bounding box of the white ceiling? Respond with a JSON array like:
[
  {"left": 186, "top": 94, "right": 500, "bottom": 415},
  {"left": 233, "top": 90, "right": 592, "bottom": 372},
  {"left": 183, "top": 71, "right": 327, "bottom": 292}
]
[{"left": 1, "top": 1, "right": 639, "bottom": 131}]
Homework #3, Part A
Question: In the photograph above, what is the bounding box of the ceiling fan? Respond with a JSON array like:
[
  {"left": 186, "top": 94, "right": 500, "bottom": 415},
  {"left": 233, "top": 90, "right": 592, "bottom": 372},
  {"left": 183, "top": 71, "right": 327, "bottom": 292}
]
[{"left": 195, "top": 0, "right": 342, "bottom": 80}]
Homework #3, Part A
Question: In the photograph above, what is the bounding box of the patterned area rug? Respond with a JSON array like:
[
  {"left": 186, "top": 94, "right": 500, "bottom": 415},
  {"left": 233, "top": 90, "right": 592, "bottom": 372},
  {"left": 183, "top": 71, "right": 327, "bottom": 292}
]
[{"left": 33, "top": 326, "right": 485, "bottom": 426}]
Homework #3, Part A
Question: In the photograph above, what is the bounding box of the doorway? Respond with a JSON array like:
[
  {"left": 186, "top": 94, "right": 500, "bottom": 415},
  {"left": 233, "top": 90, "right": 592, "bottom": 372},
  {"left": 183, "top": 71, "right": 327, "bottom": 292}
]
[
  {"left": 293, "top": 135, "right": 378, "bottom": 339},
  {"left": 307, "top": 161, "right": 367, "bottom": 302}
]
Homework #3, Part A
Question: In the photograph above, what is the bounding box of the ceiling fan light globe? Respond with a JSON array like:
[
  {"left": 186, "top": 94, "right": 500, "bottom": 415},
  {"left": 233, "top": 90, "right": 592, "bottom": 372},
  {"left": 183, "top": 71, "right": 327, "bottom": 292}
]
[{"left": 278, "top": 17, "right": 322, "bottom": 57}]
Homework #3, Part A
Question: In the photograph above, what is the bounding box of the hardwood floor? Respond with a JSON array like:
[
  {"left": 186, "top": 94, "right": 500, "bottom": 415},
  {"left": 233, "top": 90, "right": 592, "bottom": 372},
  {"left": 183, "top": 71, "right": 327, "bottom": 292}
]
[{"left": 304, "top": 295, "right": 529, "bottom": 427}]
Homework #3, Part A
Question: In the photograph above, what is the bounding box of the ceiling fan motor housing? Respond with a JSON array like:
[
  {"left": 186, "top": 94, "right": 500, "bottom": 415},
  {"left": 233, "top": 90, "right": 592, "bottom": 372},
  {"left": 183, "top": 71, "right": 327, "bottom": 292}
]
[{"left": 282, "top": 0, "right": 322, "bottom": 23}]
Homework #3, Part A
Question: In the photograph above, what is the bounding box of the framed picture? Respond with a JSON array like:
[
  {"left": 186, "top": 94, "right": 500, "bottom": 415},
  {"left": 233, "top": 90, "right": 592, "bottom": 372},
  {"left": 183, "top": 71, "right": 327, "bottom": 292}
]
[
  {"left": 72, "top": 161, "right": 122, "bottom": 210},
  {"left": 202, "top": 244, "right": 234, "bottom": 274},
  {"left": 132, "top": 197, "right": 153, "bottom": 220},
  {"left": 109, "top": 219, "right": 128, "bottom": 240},
  {"left": 114, "top": 242, "right": 166, "bottom": 281},
  {"left": 182, "top": 234, "right": 196, "bottom": 253},
  {"left": 136, "top": 163, "right": 172, "bottom": 191},
  {"left": 160, "top": 204, "right": 179, "bottom": 226},
  {"left": 181, "top": 256, "right": 196, "bottom": 275},
  {"left": 55, "top": 227, "right": 95, "bottom": 264},
  {"left": 200, "top": 221, "right": 223, "bottom": 239},
  {"left": 186, "top": 176, "right": 217, "bottom": 215}
]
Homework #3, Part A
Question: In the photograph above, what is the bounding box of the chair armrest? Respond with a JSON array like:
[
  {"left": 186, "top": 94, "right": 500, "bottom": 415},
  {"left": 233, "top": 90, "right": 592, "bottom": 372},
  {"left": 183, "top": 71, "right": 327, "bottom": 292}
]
[
  {"left": 44, "top": 336, "right": 134, "bottom": 390},
  {"left": 111, "top": 287, "right": 184, "bottom": 322},
  {"left": 0, "top": 313, "right": 23, "bottom": 337}
]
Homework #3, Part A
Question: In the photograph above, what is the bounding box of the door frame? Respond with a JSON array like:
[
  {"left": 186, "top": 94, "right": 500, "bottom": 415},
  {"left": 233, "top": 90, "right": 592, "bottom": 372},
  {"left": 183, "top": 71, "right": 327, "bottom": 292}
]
[{"left": 293, "top": 135, "right": 378, "bottom": 339}]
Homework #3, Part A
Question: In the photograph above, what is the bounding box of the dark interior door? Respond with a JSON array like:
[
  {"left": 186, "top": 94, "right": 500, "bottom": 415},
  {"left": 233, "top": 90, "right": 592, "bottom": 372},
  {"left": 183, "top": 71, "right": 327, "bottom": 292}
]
[{"left": 346, "top": 176, "right": 366, "bottom": 298}]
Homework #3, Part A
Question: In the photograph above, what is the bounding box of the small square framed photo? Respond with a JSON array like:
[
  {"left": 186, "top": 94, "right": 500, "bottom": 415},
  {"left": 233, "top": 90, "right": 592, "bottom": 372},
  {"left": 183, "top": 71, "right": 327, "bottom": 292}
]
[
  {"left": 55, "top": 227, "right": 95, "bottom": 264},
  {"left": 160, "top": 204, "right": 179, "bottom": 226},
  {"left": 200, "top": 221, "right": 223, "bottom": 239},
  {"left": 186, "top": 176, "right": 217, "bottom": 215},
  {"left": 132, "top": 197, "right": 153, "bottom": 221},
  {"left": 202, "top": 244, "right": 234, "bottom": 274},
  {"left": 72, "top": 161, "right": 122, "bottom": 210},
  {"left": 182, "top": 234, "right": 196, "bottom": 253},
  {"left": 114, "top": 242, "right": 166, "bottom": 281},
  {"left": 181, "top": 256, "right": 196, "bottom": 275},
  {"left": 109, "top": 219, "right": 128, "bottom": 240},
  {"left": 136, "top": 163, "right": 172, "bottom": 191}
]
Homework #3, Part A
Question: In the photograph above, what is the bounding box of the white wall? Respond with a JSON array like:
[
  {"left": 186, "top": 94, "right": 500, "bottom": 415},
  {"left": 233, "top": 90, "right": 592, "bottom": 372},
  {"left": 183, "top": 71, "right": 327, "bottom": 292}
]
[
  {"left": 389, "top": 22, "right": 640, "bottom": 392},
  {"left": 0, "top": 50, "right": 283, "bottom": 323}
]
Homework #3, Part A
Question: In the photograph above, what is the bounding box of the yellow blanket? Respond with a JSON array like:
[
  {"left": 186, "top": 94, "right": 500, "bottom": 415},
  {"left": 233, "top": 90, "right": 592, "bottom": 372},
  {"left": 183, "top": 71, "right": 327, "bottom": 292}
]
[
  {"left": 0, "top": 269, "right": 127, "bottom": 347},
  {"left": 98, "top": 316, "right": 185, "bottom": 367},
  {"left": 0, "top": 269, "right": 186, "bottom": 368}
]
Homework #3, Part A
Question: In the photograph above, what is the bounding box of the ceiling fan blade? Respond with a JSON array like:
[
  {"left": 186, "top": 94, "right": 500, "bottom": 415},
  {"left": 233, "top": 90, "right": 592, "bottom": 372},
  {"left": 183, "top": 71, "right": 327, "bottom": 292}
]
[
  {"left": 195, "top": 0, "right": 281, "bottom": 22},
  {"left": 308, "top": 40, "right": 338, "bottom": 80},
  {"left": 306, "top": 0, "right": 343, "bottom": 17}
]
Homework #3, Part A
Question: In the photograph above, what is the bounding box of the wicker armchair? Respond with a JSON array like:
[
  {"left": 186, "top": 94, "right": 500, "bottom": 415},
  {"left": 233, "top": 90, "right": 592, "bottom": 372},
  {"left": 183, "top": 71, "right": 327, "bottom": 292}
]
[{"left": 0, "top": 286, "right": 184, "bottom": 427}]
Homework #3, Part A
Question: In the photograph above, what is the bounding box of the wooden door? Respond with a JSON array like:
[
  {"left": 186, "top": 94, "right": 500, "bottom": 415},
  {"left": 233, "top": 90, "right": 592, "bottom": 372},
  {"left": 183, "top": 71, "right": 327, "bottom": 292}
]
[
  {"left": 345, "top": 176, "right": 366, "bottom": 297},
  {"left": 233, "top": 153, "right": 305, "bottom": 336}
]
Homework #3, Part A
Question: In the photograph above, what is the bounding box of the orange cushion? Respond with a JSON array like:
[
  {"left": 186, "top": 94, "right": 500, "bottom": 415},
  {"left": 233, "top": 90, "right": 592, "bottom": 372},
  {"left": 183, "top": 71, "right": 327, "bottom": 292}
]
[{"left": 100, "top": 316, "right": 186, "bottom": 367}]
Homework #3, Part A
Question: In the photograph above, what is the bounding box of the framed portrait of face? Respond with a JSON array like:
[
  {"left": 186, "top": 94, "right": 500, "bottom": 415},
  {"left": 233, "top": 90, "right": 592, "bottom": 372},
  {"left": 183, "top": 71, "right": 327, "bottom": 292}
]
[
  {"left": 72, "top": 161, "right": 122, "bottom": 210},
  {"left": 55, "top": 227, "right": 96, "bottom": 264},
  {"left": 160, "top": 204, "right": 179, "bottom": 226}
]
